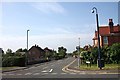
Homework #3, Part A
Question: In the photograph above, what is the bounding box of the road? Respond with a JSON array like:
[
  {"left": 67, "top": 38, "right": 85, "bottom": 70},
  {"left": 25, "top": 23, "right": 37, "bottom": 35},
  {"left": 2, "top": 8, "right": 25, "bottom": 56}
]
[{"left": 2, "top": 57, "right": 119, "bottom": 79}]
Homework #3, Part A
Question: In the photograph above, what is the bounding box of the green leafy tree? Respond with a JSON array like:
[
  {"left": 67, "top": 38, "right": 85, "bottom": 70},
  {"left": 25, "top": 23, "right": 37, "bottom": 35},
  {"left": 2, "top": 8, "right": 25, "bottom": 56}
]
[
  {"left": 58, "top": 47, "right": 67, "bottom": 58},
  {"left": 91, "top": 47, "right": 98, "bottom": 64},
  {"left": 6, "top": 49, "right": 14, "bottom": 56},
  {"left": 109, "top": 43, "right": 120, "bottom": 64}
]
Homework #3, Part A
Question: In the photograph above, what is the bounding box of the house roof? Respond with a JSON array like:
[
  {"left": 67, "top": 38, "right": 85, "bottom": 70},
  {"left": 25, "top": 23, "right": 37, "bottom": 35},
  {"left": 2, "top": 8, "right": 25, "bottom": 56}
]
[
  {"left": 29, "top": 45, "right": 45, "bottom": 52},
  {"left": 44, "top": 47, "right": 52, "bottom": 52},
  {"left": 93, "top": 25, "right": 120, "bottom": 40}
]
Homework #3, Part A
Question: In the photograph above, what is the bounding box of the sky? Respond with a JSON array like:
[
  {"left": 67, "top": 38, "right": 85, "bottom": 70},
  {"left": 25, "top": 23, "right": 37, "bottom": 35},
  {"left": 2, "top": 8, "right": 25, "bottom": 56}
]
[{"left": 0, "top": 1, "right": 119, "bottom": 53}]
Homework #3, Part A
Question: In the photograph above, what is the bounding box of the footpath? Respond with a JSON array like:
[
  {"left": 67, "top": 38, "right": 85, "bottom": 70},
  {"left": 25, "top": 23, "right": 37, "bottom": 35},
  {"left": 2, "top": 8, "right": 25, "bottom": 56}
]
[{"left": 62, "top": 59, "right": 120, "bottom": 74}]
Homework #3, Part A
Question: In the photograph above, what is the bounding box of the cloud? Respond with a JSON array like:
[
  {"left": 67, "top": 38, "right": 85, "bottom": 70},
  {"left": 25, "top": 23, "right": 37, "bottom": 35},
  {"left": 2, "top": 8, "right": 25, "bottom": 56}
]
[
  {"left": 1, "top": 33, "right": 93, "bottom": 52},
  {"left": 31, "top": 2, "right": 66, "bottom": 14}
]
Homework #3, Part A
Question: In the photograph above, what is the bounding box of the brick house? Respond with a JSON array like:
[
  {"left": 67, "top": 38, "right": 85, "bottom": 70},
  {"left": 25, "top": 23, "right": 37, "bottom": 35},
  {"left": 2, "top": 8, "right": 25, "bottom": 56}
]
[
  {"left": 28, "top": 45, "right": 45, "bottom": 64},
  {"left": 93, "top": 19, "right": 120, "bottom": 47},
  {"left": 44, "top": 47, "right": 53, "bottom": 60}
]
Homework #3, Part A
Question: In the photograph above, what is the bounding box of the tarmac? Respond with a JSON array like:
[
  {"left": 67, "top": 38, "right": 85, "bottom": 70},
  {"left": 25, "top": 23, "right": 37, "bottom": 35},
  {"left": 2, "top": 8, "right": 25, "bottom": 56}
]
[{"left": 2, "top": 58, "right": 120, "bottom": 74}]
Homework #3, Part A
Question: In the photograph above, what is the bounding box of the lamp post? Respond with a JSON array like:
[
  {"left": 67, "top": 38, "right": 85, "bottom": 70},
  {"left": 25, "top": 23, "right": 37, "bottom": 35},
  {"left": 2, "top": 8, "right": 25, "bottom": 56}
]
[
  {"left": 27, "top": 30, "right": 30, "bottom": 51},
  {"left": 76, "top": 38, "right": 80, "bottom": 68},
  {"left": 78, "top": 38, "right": 80, "bottom": 67},
  {"left": 26, "top": 29, "right": 30, "bottom": 66},
  {"left": 92, "top": 7, "right": 102, "bottom": 69}
]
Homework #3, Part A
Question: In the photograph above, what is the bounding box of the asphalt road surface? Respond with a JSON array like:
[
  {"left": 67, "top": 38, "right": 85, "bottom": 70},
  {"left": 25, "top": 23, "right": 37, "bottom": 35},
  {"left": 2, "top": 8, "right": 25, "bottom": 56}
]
[{"left": 2, "top": 57, "right": 119, "bottom": 80}]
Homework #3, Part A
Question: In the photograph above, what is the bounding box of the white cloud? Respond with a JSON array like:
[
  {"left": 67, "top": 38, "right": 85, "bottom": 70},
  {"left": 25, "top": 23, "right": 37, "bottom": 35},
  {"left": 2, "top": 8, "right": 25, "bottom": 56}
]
[
  {"left": 1, "top": 33, "right": 93, "bottom": 53},
  {"left": 31, "top": 2, "right": 66, "bottom": 14}
]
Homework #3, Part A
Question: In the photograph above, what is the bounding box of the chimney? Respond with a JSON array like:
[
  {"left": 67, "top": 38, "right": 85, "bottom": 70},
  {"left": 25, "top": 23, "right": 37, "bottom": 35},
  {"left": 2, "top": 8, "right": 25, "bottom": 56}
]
[{"left": 109, "top": 19, "right": 114, "bottom": 27}]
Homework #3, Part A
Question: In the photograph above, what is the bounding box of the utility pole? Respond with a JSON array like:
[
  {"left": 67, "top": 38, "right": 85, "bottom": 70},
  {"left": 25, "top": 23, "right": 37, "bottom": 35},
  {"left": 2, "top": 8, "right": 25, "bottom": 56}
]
[
  {"left": 77, "top": 38, "right": 80, "bottom": 68},
  {"left": 25, "top": 29, "right": 30, "bottom": 66},
  {"left": 92, "top": 7, "right": 102, "bottom": 69}
]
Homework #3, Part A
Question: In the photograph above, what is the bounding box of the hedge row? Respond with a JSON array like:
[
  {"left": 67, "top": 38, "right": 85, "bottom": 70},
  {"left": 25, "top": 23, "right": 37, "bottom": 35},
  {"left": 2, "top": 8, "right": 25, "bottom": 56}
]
[{"left": 2, "top": 56, "right": 25, "bottom": 67}]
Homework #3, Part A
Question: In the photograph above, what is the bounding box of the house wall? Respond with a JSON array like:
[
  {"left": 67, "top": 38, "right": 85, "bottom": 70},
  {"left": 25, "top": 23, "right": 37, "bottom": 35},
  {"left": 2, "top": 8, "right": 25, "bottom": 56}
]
[
  {"left": 28, "top": 47, "right": 45, "bottom": 64},
  {"left": 108, "top": 36, "right": 120, "bottom": 46}
]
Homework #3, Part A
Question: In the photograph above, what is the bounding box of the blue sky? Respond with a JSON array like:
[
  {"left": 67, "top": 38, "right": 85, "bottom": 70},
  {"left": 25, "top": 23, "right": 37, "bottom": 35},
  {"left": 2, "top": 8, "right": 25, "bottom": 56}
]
[{"left": 1, "top": 2, "right": 118, "bottom": 52}]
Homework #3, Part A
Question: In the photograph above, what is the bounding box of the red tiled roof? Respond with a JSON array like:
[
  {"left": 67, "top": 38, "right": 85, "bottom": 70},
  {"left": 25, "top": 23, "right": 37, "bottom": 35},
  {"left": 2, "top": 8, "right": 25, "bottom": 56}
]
[{"left": 99, "top": 26, "right": 110, "bottom": 35}]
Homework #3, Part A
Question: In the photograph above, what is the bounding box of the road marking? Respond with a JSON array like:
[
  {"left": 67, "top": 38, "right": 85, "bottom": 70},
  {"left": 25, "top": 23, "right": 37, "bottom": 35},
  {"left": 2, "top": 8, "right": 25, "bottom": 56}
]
[
  {"left": 25, "top": 73, "right": 32, "bottom": 75},
  {"left": 49, "top": 69, "right": 53, "bottom": 72},
  {"left": 41, "top": 70, "right": 48, "bottom": 72},
  {"left": 42, "top": 69, "right": 53, "bottom": 73},
  {"left": 62, "top": 59, "right": 76, "bottom": 73},
  {"left": 33, "top": 73, "right": 40, "bottom": 75}
]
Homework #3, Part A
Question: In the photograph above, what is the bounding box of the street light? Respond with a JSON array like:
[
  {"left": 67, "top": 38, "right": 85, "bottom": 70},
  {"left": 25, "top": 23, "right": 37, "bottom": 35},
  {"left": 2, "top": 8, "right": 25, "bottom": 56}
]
[
  {"left": 26, "top": 29, "right": 30, "bottom": 66},
  {"left": 92, "top": 7, "right": 102, "bottom": 69},
  {"left": 27, "top": 30, "right": 30, "bottom": 51},
  {"left": 78, "top": 38, "right": 80, "bottom": 67},
  {"left": 76, "top": 38, "right": 80, "bottom": 68}
]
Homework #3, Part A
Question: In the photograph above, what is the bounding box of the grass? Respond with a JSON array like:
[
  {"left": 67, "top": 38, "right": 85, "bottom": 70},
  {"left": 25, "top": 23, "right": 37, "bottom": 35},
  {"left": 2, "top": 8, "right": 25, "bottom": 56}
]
[
  {"left": 79, "top": 64, "right": 120, "bottom": 70},
  {"left": 1, "top": 66, "right": 20, "bottom": 71}
]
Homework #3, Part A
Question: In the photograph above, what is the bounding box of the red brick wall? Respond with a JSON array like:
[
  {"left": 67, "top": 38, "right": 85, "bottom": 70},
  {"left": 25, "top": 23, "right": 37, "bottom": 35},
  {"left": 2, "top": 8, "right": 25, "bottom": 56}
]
[{"left": 108, "top": 36, "right": 120, "bottom": 46}]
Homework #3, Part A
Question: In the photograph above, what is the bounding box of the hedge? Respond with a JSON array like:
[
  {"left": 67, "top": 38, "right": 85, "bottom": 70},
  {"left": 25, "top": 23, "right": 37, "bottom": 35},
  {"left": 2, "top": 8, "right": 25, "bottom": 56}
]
[{"left": 2, "top": 56, "right": 25, "bottom": 67}]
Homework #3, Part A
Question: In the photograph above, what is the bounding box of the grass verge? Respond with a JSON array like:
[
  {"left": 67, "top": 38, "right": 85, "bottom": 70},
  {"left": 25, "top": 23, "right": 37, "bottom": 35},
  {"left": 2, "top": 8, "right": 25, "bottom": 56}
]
[
  {"left": 1, "top": 66, "right": 20, "bottom": 71},
  {"left": 79, "top": 64, "right": 120, "bottom": 70}
]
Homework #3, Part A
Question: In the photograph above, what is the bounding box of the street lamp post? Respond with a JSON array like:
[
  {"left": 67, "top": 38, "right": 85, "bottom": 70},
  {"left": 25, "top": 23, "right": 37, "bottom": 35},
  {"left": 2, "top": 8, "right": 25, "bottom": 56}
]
[
  {"left": 92, "top": 7, "right": 102, "bottom": 69},
  {"left": 26, "top": 29, "right": 30, "bottom": 66},
  {"left": 77, "top": 38, "right": 80, "bottom": 68},
  {"left": 78, "top": 38, "right": 80, "bottom": 67},
  {"left": 27, "top": 30, "right": 30, "bottom": 51}
]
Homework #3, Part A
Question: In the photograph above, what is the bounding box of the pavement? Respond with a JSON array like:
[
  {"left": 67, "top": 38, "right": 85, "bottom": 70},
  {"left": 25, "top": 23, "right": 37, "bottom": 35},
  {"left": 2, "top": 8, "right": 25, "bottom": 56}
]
[
  {"left": 63, "top": 58, "right": 120, "bottom": 74},
  {"left": 2, "top": 57, "right": 120, "bottom": 74}
]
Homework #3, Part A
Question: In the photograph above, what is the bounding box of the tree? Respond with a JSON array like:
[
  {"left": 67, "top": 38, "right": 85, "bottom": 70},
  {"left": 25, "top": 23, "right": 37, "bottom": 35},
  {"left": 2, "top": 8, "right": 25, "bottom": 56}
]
[
  {"left": 109, "top": 43, "right": 120, "bottom": 64},
  {"left": 6, "top": 49, "right": 14, "bottom": 56},
  {"left": 91, "top": 47, "right": 98, "bottom": 64},
  {"left": 58, "top": 47, "right": 67, "bottom": 58}
]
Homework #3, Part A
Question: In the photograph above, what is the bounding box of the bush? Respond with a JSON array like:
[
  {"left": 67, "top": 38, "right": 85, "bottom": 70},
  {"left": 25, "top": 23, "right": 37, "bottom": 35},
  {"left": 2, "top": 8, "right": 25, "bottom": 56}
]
[{"left": 2, "top": 56, "right": 25, "bottom": 67}]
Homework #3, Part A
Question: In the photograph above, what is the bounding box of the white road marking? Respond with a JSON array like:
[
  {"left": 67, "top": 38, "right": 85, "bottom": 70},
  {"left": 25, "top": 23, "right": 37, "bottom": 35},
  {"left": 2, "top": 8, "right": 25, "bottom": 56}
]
[
  {"left": 33, "top": 73, "right": 40, "bottom": 75},
  {"left": 42, "top": 69, "right": 53, "bottom": 73},
  {"left": 25, "top": 73, "right": 32, "bottom": 75},
  {"left": 41, "top": 70, "right": 48, "bottom": 72},
  {"left": 49, "top": 69, "right": 53, "bottom": 72}
]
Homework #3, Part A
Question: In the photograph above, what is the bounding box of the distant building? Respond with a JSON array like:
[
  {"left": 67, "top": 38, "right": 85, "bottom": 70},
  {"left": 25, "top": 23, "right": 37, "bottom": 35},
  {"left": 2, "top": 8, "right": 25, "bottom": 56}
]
[
  {"left": 44, "top": 47, "right": 54, "bottom": 60},
  {"left": 28, "top": 45, "right": 45, "bottom": 64},
  {"left": 93, "top": 19, "right": 120, "bottom": 47}
]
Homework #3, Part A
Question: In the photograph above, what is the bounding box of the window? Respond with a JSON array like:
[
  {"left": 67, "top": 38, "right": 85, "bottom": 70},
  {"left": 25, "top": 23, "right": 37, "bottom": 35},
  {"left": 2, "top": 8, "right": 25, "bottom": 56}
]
[{"left": 103, "top": 36, "right": 108, "bottom": 44}]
